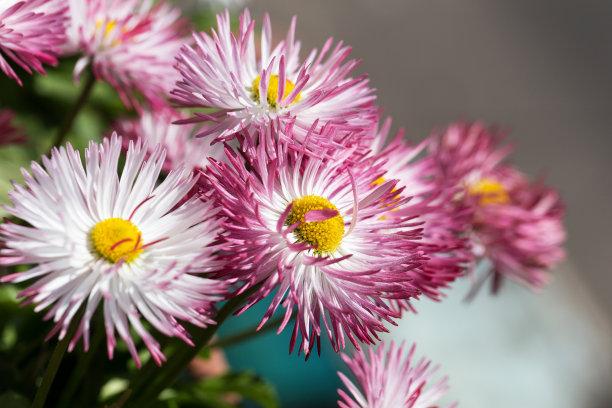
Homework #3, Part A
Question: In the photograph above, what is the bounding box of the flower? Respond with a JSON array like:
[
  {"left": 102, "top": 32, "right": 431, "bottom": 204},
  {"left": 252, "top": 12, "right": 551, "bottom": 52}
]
[
  {"left": 0, "top": 135, "right": 228, "bottom": 366},
  {"left": 206, "top": 133, "right": 428, "bottom": 355},
  {"left": 430, "top": 122, "right": 566, "bottom": 292},
  {"left": 356, "top": 118, "right": 469, "bottom": 311},
  {"left": 173, "top": 9, "right": 376, "bottom": 153},
  {"left": 0, "top": 109, "right": 25, "bottom": 145},
  {"left": 0, "top": 0, "right": 67, "bottom": 85},
  {"left": 338, "top": 341, "right": 453, "bottom": 408},
  {"left": 64, "top": 0, "right": 187, "bottom": 109},
  {"left": 112, "top": 108, "right": 223, "bottom": 173}
]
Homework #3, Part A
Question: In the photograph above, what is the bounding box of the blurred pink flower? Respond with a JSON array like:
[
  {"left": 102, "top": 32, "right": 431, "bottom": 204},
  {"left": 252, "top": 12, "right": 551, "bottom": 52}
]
[
  {"left": 431, "top": 122, "right": 566, "bottom": 292},
  {"left": 0, "top": 0, "right": 67, "bottom": 85},
  {"left": 113, "top": 108, "right": 224, "bottom": 173},
  {"left": 65, "top": 0, "right": 187, "bottom": 109},
  {"left": 173, "top": 10, "right": 376, "bottom": 154},
  {"left": 338, "top": 342, "right": 453, "bottom": 408},
  {"left": 0, "top": 109, "right": 25, "bottom": 145},
  {"left": 206, "top": 131, "right": 432, "bottom": 355},
  {"left": 355, "top": 117, "right": 470, "bottom": 311}
]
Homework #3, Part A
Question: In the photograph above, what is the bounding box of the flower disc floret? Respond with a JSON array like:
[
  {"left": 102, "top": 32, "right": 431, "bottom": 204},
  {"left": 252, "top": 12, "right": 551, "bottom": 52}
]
[
  {"left": 251, "top": 74, "right": 301, "bottom": 108},
  {"left": 468, "top": 178, "right": 510, "bottom": 205},
  {"left": 286, "top": 195, "right": 344, "bottom": 254},
  {"left": 90, "top": 218, "right": 143, "bottom": 263}
]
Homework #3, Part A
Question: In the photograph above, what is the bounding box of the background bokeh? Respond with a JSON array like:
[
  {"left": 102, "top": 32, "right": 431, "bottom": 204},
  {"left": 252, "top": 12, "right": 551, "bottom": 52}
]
[{"left": 211, "top": 1, "right": 612, "bottom": 407}]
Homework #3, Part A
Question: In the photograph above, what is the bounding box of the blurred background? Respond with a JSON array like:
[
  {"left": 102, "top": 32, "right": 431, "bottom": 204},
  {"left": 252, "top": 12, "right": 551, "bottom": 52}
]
[{"left": 200, "top": 1, "right": 612, "bottom": 407}]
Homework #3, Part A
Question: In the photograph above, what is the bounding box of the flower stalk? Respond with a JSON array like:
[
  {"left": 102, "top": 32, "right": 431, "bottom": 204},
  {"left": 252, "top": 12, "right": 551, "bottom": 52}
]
[
  {"left": 51, "top": 70, "right": 96, "bottom": 149},
  {"left": 119, "top": 285, "right": 261, "bottom": 407},
  {"left": 31, "top": 311, "right": 83, "bottom": 408}
]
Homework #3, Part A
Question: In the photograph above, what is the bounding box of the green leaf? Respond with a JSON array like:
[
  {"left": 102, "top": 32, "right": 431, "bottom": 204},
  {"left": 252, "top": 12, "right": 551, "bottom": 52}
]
[
  {"left": 0, "top": 145, "right": 30, "bottom": 216},
  {"left": 99, "top": 378, "right": 128, "bottom": 402},
  {"left": 34, "top": 70, "right": 124, "bottom": 113},
  {"left": 0, "top": 391, "right": 30, "bottom": 408},
  {"left": 166, "top": 371, "right": 279, "bottom": 408},
  {"left": 197, "top": 345, "right": 212, "bottom": 360}
]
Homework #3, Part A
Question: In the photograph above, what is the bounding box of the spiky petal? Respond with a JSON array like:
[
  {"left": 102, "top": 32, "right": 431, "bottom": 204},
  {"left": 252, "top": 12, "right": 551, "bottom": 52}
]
[
  {"left": 430, "top": 122, "right": 566, "bottom": 292},
  {"left": 338, "top": 341, "right": 454, "bottom": 408},
  {"left": 0, "top": 135, "right": 229, "bottom": 366},
  {"left": 0, "top": 109, "right": 25, "bottom": 145},
  {"left": 0, "top": 0, "right": 67, "bottom": 85},
  {"left": 64, "top": 0, "right": 187, "bottom": 109},
  {"left": 355, "top": 117, "right": 470, "bottom": 311},
  {"left": 112, "top": 108, "right": 224, "bottom": 173},
  {"left": 173, "top": 9, "right": 376, "bottom": 154},
  {"left": 206, "top": 130, "right": 431, "bottom": 355}
]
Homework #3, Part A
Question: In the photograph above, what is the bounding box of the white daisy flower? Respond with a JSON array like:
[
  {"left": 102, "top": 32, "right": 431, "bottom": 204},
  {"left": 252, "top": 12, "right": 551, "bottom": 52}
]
[{"left": 0, "top": 134, "right": 228, "bottom": 367}]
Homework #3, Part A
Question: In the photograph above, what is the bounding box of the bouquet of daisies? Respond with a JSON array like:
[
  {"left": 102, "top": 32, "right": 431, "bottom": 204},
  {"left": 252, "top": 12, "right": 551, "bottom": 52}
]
[{"left": 0, "top": 2, "right": 566, "bottom": 407}]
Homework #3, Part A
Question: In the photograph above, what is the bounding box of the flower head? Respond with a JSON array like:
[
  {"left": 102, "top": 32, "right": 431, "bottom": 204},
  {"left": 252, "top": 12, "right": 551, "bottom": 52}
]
[
  {"left": 113, "top": 108, "right": 224, "bottom": 173},
  {"left": 0, "top": 109, "right": 25, "bottom": 145},
  {"left": 173, "top": 10, "right": 376, "bottom": 153},
  {"left": 0, "top": 135, "right": 228, "bottom": 366},
  {"left": 0, "top": 0, "right": 67, "bottom": 85},
  {"left": 65, "top": 0, "right": 187, "bottom": 109},
  {"left": 430, "top": 122, "right": 566, "bottom": 291},
  {"left": 206, "top": 132, "right": 429, "bottom": 355},
  {"left": 354, "top": 118, "right": 469, "bottom": 311},
  {"left": 338, "top": 341, "right": 453, "bottom": 408}
]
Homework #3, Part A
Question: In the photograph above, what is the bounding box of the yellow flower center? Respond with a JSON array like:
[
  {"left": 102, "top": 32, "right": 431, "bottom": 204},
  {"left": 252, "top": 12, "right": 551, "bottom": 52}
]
[
  {"left": 251, "top": 74, "right": 301, "bottom": 108},
  {"left": 94, "top": 18, "right": 124, "bottom": 47},
  {"left": 90, "top": 218, "right": 143, "bottom": 264},
  {"left": 468, "top": 178, "right": 510, "bottom": 205},
  {"left": 286, "top": 195, "right": 344, "bottom": 254},
  {"left": 370, "top": 176, "right": 399, "bottom": 220},
  {"left": 371, "top": 176, "right": 386, "bottom": 187}
]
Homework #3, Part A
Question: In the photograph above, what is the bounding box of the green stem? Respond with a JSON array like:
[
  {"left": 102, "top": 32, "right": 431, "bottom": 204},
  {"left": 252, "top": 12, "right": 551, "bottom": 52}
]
[
  {"left": 31, "top": 322, "right": 79, "bottom": 408},
  {"left": 57, "top": 318, "right": 104, "bottom": 408},
  {"left": 209, "top": 313, "right": 291, "bottom": 349},
  {"left": 122, "top": 287, "right": 260, "bottom": 407},
  {"left": 51, "top": 71, "right": 96, "bottom": 149}
]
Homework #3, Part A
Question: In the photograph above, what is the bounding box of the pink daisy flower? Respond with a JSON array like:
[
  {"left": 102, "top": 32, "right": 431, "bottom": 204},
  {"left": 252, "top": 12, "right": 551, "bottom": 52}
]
[
  {"left": 65, "top": 0, "right": 187, "bottom": 109},
  {"left": 112, "top": 108, "right": 224, "bottom": 173},
  {"left": 430, "top": 122, "right": 566, "bottom": 292},
  {"left": 206, "top": 133, "right": 429, "bottom": 355},
  {"left": 338, "top": 341, "right": 453, "bottom": 408},
  {"left": 0, "top": 135, "right": 228, "bottom": 366},
  {"left": 0, "top": 109, "right": 25, "bottom": 145},
  {"left": 173, "top": 9, "right": 376, "bottom": 153},
  {"left": 0, "top": 0, "right": 67, "bottom": 85},
  {"left": 356, "top": 118, "right": 469, "bottom": 310}
]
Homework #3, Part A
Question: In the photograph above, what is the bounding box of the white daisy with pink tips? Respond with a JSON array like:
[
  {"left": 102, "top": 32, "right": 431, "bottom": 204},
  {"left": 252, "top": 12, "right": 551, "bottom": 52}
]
[
  {"left": 173, "top": 9, "right": 376, "bottom": 153},
  {"left": 0, "top": 135, "right": 228, "bottom": 367},
  {"left": 0, "top": 0, "right": 67, "bottom": 85},
  {"left": 338, "top": 341, "right": 454, "bottom": 408},
  {"left": 65, "top": 0, "right": 187, "bottom": 109},
  {"left": 113, "top": 107, "right": 224, "bottom": 173},
  {"left": 206, "top": 134, "right": 431, "bottom": 356}
]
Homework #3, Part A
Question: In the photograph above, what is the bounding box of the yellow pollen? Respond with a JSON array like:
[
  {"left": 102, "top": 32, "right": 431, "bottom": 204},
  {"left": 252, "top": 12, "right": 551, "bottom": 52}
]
[
  {"left": 90, "top": 218, "right": 143, "bottom": 264},
  {"left": 370, "top": 176, "right": 399, "bottom": 220},
  {"left": 468, "top": 178, "right": 510, "bottom": 205},
  {"left": 251, "top": 74, "right": 301, "bottom": 108},
  {"left": 95, "top": 19, "right": 118, "bottom": 39},
  {"left": 371, "top": 176, "right": 386, "bottom": 187},
  {"left": 286, "top": 195, "right": 344, "bottom": 254}
]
